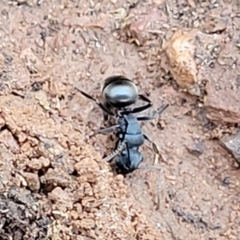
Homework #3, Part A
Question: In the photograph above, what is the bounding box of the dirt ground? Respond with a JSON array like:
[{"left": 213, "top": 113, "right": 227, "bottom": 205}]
[{"left": 0, "top": 0, "right": 240, "bottom": 239}]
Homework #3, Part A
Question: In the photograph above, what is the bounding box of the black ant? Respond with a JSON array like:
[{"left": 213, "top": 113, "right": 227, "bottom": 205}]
[{"left": 75, "top": 75, "right": 169, "bottom": 174}]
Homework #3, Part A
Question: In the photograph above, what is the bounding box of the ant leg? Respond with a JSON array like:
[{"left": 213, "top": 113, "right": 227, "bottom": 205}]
[
  {"left": 74, "top": 87, "right": 114, "bottom": 116},
  {"left": 137, "top": 104, "right": 169, "bottom": 121},
  {"left": 103, "top": 102, "right": 111, "bottom": 121},
  {"left": 120, "top": 94, "right": 153, "bottom": 115},
  {"left": 126, "top": 142, "right": 130, "bottom": 164},
  {"left": 137, "top": 116, "right": 155, "bottom": 121},
  {"left": 144, "top": 134, "right": 159, "bottom": 154},
  {"left": 138, "top": 165, "right": 162, "bottom": 210},
  {"left": 90, "top": 124, "right": 119, "bottom": 137}
]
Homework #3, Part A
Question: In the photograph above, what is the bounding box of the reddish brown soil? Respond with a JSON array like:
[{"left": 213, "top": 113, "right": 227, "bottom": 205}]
[{"left": 0, "top": 0, "right": 240, "bottom": 240}]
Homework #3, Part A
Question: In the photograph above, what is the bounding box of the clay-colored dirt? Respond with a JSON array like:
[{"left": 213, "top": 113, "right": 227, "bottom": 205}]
[{"left": 0, "top": 0, "right": 240, "bottom": 239}]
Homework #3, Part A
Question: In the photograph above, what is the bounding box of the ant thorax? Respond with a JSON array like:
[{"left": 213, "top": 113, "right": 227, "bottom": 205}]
[{"left": 117, "top": 107, "right": 132, "bottom": 116}]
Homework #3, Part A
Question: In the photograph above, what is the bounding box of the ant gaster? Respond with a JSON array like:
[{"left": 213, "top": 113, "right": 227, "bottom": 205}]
[{"left": 75, "top": 76, "right": 169, "bottom": 174}]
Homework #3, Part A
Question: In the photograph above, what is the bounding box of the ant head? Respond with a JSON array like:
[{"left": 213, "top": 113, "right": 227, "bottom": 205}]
[
  {"left": 115, "top": 148, "right": 143, "bottom": 175},
  {"left": 102, "top": 75, "right": 138, "bottom": 109}
]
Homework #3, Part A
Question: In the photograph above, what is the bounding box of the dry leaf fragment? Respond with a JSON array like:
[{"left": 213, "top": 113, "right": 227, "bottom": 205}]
[
  {"left": 201, "top": 17, "right": 227, "bottom": 34},
  {"left": 49, "top": 78, "right": 59, "bottom": 97},
  {"left": 108, "top": 8, "right": 127, "bottom": 19},
  {"left": 34, "top": 90, "right": 51, "bottom": 110}
]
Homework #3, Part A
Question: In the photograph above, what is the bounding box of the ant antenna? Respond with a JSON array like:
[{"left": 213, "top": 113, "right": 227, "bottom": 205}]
[
  {"left": 137, "top": 165, "right": 161, "bottom": 170},
  {"left": 103, "top": 141, "right": 126, "bottom": 162},
  {"left": 154, "top": 104, "right": 169, "bottom": 118},
  {"left": 137, "top": 164, "right": 163, "bottom": 210},
  {"left": 74, "top": 86, "right": 114, "bottom": 116}
]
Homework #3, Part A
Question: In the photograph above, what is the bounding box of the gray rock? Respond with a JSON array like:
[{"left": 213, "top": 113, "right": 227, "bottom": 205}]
[
  {"left": 204, "top": 42, "right": 240, "bottom": 124},
  {"left": 186, "top": 138, "right": 205, "bottom": 156},
  {"left": 220, "top": 131, "right": 240, "bottom": 166}
]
